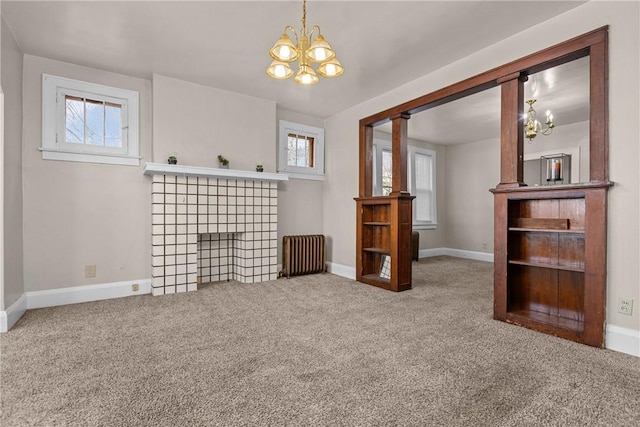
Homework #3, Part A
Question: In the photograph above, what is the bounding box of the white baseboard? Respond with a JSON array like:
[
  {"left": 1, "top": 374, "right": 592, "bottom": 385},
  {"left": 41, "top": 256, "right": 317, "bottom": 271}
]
[
  {"left": 327, "top": 262, "right": 356, "bottom": 280},
  {"left": 420, "top": 247, "right": 494, "bottom": 263},
  {"left": 419, "top": 248, "right": 447, "bottom": 258},
  {"left": 0, "top": 293, "right": 27, "bottom": 332},
  {"left": 606, "top": 325, "right": 640, "bottom": 357},
  {"left": 26, "top": 279, "right": 151, "bottom": 309}
]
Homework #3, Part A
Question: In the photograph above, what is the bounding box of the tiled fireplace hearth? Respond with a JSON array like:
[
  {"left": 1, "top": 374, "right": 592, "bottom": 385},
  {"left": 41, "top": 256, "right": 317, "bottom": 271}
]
[{"left": 144, "top": 163, "right": 288, "bottom": 296}]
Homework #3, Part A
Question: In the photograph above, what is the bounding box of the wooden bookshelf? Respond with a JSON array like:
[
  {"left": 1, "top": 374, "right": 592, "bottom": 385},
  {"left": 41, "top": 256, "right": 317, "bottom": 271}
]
[
  {"left": 355, "top": 195, "right": 414, "bottom": 292},
  {"left": 492, "top": 185, "right": 610, "bottom": 347}
]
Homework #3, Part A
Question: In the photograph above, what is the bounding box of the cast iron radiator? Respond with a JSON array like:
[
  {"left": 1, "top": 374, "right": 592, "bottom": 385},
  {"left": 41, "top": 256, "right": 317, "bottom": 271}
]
[{"left": 280, "top": 234, "right": 326, "bottom": 278}]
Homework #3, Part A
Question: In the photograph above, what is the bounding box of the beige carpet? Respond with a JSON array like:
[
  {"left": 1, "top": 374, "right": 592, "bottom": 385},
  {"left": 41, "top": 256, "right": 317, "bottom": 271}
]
[{"left": 1, "top": 256, "right": 639, "bottom": 426}]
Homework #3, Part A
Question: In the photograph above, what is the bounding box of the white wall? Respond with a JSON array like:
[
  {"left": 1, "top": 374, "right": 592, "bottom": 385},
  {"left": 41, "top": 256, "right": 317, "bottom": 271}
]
[
  {"left": 152, "top": 74, "right": 276, "bottom": 171},
  {"left": 21, "top": 55, "right": 152, "bottom": 291},
  {"left": 2, "top": 16, "right": 23, "bottom": 308},
  {"left": 275, "top": 108, "right": 325, "bottom": 263},
  {"left": 324, "top": 1, "right": 639, "bottom": 331}
]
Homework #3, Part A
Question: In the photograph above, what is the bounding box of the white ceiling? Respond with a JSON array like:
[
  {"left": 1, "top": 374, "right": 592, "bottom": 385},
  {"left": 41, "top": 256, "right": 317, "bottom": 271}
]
[{"left": 2, "top": 0, "right": 587, "bottom": 124}]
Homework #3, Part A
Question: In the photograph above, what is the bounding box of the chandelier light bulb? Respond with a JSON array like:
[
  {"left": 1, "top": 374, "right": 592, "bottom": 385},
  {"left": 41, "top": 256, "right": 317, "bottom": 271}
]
[
  {"left": 279, "top": 45, "right": 291, "bottom": 60},
  {"left": 274, "top": 64, "right": 287, "bottom": 78},
  {"left": 324, "top": 63, "right": 336, "bottom": 75}
]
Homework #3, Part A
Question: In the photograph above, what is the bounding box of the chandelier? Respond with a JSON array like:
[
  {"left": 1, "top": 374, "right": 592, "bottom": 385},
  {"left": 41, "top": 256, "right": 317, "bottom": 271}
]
[
  {"left": 266, "top": 0, "right": 344, "bottom": 85},
  {"left": 524, "top": 99, "right": 555, "bottom": 142}
]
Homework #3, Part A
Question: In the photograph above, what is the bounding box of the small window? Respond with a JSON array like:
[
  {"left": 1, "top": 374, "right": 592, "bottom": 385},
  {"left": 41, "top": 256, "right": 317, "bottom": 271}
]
[
  {"left": 42, "top": 74, "right": 140, "bottom": 166},
  {"left": 278, "top": 120, "right": 325, "bottom": 180}
]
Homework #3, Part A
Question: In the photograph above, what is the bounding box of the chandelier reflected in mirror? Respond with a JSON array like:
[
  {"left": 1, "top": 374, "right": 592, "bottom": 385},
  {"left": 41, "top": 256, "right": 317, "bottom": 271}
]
[
  {"left": 524, "top": 99, "right": 555, "bottom": 142},
  {"left": 266, "top": 0, "right": 344, "bottom": 85}
]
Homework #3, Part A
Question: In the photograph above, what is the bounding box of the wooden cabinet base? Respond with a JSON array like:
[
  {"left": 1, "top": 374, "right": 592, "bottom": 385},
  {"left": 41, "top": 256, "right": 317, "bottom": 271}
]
[{"left": 491, "top": 183, "right": 611, "bottom": 348}]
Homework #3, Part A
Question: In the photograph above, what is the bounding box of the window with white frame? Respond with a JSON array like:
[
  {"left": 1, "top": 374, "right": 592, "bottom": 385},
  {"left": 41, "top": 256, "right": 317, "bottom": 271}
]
[
  {"left": 278, "top": 120, "right": 325, "bottom": 180},
  {"left": 373, "top": 139, "right": 437, "bottom": 229},
  {"left": 42, "top": 74, "right": 140, "bottom": 166}
]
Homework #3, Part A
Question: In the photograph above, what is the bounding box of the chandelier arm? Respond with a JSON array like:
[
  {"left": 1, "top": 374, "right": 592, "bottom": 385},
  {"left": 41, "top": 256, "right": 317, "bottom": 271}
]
[
  {"left": 284, "top": 25, "right": 298, "bottom": 42},
  {"left": 309, "top": 25, "right": 321, "bottom": 39}
]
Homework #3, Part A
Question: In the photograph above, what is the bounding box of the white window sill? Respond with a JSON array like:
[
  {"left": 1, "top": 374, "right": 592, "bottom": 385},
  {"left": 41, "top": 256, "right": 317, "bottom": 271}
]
[
  {"left": 413, "top": 223, "right": 438, "bottom": 230},
  {"left": 281, "top": 171, "right": 326, "bottom": 181},
  {"left": 40, "top": 148, "right": 140, "bottom": 166}
]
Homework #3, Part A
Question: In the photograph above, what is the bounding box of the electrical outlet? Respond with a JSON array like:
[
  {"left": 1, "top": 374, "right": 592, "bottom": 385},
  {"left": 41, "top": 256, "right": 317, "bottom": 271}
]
[
  {"left": 618, "top": 298, "right": 633, "bottom": 316},
  {"left": 84, "top": 265, "right": 96, "bottom": 278},
  {"left": 132, "top": 283, "right": 139, "bottom": 292},
  {"left": 482, "top": 243, "right": 488, "bottom": 250}
]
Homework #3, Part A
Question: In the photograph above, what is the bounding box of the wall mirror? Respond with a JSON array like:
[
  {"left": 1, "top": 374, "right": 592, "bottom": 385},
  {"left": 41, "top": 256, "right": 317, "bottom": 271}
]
[{"left": 523, "top": 56, "right": 590, "bottom": 186}]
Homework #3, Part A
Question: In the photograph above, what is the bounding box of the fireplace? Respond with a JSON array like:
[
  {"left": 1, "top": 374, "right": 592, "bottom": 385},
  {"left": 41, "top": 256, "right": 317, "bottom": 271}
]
[{"left": 144, "top": 163, "right": 288, "bottom": 296}]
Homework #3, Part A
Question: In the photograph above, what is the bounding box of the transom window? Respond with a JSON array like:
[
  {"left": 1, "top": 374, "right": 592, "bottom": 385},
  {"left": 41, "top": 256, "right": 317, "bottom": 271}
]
[
  {"left": 42, "top": 74, "right": 139, "bottom": 166},
  {"left": 278, "top": 120, "right": 325, "bottom": 180}
]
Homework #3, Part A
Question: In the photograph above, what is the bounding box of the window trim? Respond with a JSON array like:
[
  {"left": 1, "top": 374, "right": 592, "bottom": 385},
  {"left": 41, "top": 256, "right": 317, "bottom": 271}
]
[
  {"left": 372, "top": 138, "right": 437, "bottom": 230},
  {"left": 42, "top": 74, "right": 140, "bottom": 166},
  {"left": 278, "top": 120, "right": 325, "bottom": 180}
]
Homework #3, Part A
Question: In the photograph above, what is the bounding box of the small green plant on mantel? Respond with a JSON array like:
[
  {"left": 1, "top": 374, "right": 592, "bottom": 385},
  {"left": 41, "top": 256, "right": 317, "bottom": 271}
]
[
  {"left": 167, "top": 155, "right": 177, "bottom": 165},
  {"left": 256, "top": 161, "right": 264, "bottom": 172},
  {"left": 217, "top": 155, "right": 229, "bottom": 169}
]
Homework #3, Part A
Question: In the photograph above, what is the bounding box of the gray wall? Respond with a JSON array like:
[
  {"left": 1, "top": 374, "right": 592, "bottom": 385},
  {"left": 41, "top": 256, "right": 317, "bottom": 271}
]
[
  {"left": 152, "top": 74, "right": 276, "bottom": 171},
  {"left": 2, "top": 16, "right": 24, "bottom": 308},
  {"left": 21, "top": 55, "right": 152, "bottom": 291},
  {"left": 444, "top": 138, "right": 499, "bottom": 253}
]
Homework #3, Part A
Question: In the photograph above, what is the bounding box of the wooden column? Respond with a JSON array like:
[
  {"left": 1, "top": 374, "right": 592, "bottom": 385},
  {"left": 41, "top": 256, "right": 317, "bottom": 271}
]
[
  {"left": 390, "top": 113, "right": 410, "bottom": 195},
  {"left": 497, "top": 72, "right": 526, "bottom": 188},
  {"left": 589, "top": 35, "right": 608, "bottom": 183},
  {"left": 358, "top": 124, "right": 374, "bottom": 197}
]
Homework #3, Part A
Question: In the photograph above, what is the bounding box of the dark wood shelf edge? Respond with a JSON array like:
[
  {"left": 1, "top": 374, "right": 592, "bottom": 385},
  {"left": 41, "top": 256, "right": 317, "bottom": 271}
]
[
  {"left": 362, "top": 247, "right": 390, "bottom": 254},
  {"left": 508, "top": 259, "right": 585, "bottom": 272},
  {"left": 490, "top": 181, "right": 613, "bottom": 194},
  {"left": 505, "top": 310, "right": 584, "bottom": 343},
  {"left": 508, "top": 227, "right": 585, "bottom": 234}
]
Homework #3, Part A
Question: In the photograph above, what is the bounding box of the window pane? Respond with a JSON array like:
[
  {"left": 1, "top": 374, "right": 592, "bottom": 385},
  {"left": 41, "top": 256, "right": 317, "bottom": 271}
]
[
  {"left": 382, "top": 150, "right": 392, "bottom": 196},
  {"left": 287, "top": 133, "right": 314, "bottom": 168},
  {"left": 85, "top": 99, "right": 104, "bottom": 146},
  {"left": 414, "top": 153, "right": 432, "bottom": 222},
  {"left": 105, "top": 104, "right": 122, "bottom": 148},
  {"left": 287, "top": 135, "right": 297, "bottom": 166},
  {"left": 65, "top": 96, "right": 84, "bottom": 144},
  {"left": 296, "top": 137, "right": 306, "bottom": 166}
]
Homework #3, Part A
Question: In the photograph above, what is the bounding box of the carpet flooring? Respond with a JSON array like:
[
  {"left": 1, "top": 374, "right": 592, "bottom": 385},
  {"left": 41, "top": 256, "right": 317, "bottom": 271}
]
[{"left": 1, "top": 256, "right": 639, "bottom": 426}]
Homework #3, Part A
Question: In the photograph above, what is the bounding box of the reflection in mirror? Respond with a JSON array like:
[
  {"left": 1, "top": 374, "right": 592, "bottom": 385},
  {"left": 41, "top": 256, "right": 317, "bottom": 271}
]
[{"left": 523, "top": 56, "right": 590, "bottom": 186}]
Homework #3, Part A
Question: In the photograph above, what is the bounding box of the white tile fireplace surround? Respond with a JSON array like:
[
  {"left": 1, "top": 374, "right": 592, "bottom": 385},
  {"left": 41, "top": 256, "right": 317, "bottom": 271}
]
[{"left": 143, "top": 163, "right": 288, "bottom": 296}]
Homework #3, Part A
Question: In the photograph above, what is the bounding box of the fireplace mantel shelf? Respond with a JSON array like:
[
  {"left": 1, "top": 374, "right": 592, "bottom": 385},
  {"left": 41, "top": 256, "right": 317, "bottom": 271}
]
[{"left": 143, "top": 163, "right": 289, "bottom": 182}]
